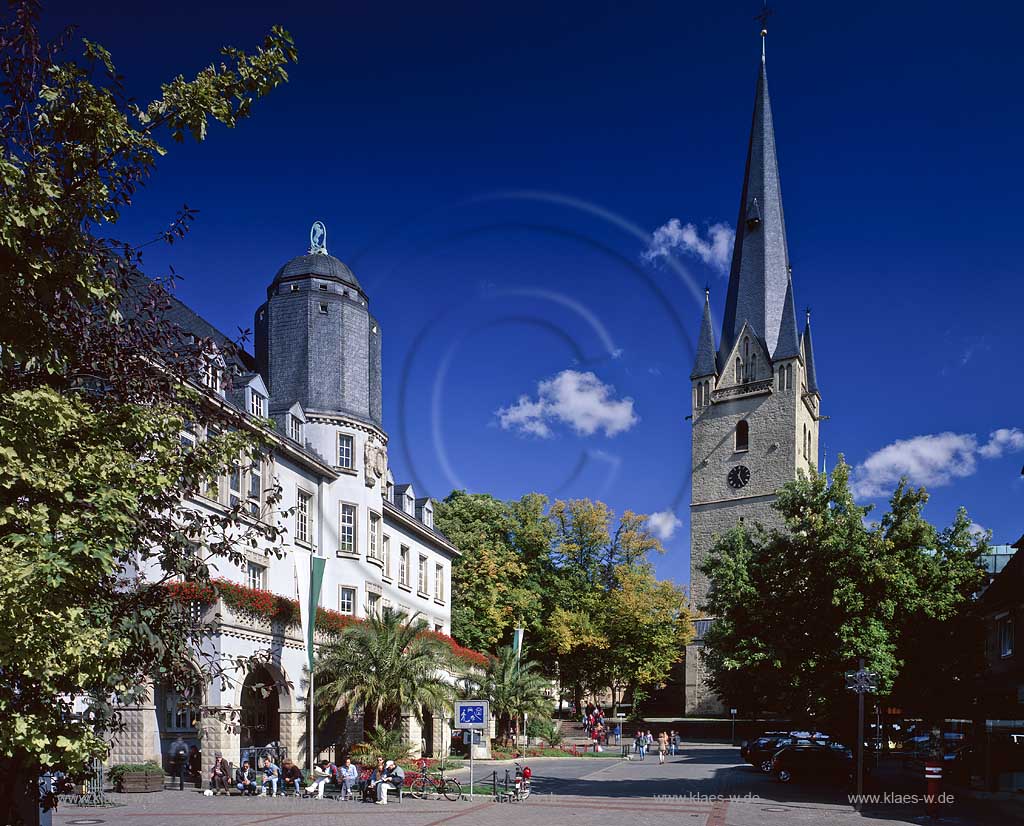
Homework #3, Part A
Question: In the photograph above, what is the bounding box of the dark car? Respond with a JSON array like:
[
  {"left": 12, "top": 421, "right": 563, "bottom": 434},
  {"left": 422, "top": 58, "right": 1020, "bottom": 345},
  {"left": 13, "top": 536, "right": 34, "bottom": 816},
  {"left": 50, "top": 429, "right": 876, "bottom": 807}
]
[
  {"left": 771, "top": 742, "right": 859, "bottom": 785},
  {"left": 741, "top": 733, "right": 792, "bottom": 773}
]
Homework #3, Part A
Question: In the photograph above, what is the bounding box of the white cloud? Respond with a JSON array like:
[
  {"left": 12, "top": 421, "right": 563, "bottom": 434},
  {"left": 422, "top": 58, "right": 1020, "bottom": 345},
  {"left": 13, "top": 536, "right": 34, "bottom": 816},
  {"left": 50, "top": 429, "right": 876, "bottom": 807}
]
[
  {"left": 968, "top": 522, "right": 990, "bottom": 539},
  {"left": 979, "top": 427, "right": 1024, "bottom": 459},
  {"left": 642, "top": 219, "right": 734, "bottom": 274},
  {"left": 495, "top": 370, "right": 638, "bottom": 439},
  {"left": 647, "top": 510, "right": 682, "bottom": 541},
  {"left": 851, "top": 426, "right": 1024, "bottom": 499}
]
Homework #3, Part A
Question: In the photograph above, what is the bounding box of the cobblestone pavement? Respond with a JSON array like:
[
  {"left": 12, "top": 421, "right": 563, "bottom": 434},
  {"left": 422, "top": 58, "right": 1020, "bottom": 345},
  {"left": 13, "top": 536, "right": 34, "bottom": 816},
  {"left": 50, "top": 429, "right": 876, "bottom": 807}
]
[{"left": 50, "top": 745, "right": 1015, "bottom": 826}]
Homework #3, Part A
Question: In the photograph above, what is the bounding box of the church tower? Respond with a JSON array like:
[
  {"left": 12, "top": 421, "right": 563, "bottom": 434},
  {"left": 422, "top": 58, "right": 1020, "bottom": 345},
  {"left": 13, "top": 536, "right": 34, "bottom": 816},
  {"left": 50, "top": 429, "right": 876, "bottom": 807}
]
[{"left": 685, "top": 44, "right": 822, "bottom": 714}]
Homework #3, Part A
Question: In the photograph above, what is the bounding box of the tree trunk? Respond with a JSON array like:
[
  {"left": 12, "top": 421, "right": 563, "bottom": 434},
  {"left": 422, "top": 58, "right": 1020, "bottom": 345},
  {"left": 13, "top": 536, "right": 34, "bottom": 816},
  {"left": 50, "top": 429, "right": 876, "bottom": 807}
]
[{"left": 0, "top": 757, "right": 44, "bottom": 826}]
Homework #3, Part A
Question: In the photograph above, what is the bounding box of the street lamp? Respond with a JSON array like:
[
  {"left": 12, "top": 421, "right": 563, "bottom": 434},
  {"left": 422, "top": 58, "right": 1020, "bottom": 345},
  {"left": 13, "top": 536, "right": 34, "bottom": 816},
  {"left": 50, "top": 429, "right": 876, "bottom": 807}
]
[{"left": 844, "top": 659, "right": 878, "bottom": 812}]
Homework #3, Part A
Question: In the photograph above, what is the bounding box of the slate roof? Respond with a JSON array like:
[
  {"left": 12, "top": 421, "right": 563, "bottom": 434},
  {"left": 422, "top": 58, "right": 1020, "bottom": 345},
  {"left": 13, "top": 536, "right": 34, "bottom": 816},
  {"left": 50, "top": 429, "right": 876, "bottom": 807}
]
[
  {"left": 271, "top": 252, "right": 362, "bottom": 292},
  {"left": 720, "top": 56, "right": 792, "bottom": 365},
  {"left": 802, "top": 312, "right": 820, "bottom": 395},
  {"left": 690, "top": 291, "right": 718, "bottom": 379},
  {"left": 772, "top": 275, "right": 801, "bottom": 360}
]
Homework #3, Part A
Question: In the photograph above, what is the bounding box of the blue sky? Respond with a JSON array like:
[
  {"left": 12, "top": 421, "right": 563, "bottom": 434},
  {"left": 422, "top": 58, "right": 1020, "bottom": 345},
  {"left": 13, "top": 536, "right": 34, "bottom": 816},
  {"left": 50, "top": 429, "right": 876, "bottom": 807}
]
[{"left": 47, "top": 0, "right": 1024, "bottom": 584}]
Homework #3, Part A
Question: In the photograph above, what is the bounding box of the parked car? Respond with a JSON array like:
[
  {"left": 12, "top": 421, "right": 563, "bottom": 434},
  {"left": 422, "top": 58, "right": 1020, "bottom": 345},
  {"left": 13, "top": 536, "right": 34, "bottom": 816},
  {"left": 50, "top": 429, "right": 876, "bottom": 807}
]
[
  {"left": 743, "top": 733, "right": 830, "bottom": 773},
  {"left": 771, "top": 742, "right": 861, "bottom": 785}
]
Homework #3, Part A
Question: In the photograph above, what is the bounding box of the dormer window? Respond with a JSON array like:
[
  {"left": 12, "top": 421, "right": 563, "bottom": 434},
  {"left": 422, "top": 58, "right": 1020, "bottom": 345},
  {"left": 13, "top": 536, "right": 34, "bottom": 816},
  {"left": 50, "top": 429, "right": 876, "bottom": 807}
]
[
  {"left": 290, "top": 283, "right": 300, "bottom": 292},
  {"left": 385, "top": 480, "right": 394, "bottom": 502},
  {"left": 404, "top": 493, "right": 414, "bottom": 515},
  {"left": 249, "top": 391, "right": 265, "bottom": 418},
  {"left": 201, "top": 358, "right": 221, "bottom": 392},
  {"left": 289, "top": 415, "right": 303, "bottom": 443},
  {"left": 319, "top": 283, "right": 329, "bottom": 291},
  {"left": 424, "top": 507, "right": 433, "bottom": 529},
  {"left": 318, "top": 302, "right": 328, "bottom": 314}
]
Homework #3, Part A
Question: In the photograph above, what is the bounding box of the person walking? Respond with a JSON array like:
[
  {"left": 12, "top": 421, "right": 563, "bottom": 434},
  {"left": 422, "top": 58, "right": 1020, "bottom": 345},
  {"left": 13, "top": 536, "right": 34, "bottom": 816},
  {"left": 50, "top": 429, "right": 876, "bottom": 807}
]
[
  {"left": 614, "top": 722, "right": 622, "bottom": 746},
  {"left": 634, "top": 732, "right": 646, "bottom": 760},
  {"left": 657, "top": 732, "right": 669, "bottom": 765},
  {"left": 168, "top": 735, "right": 189, "bottom": 790},
  {"left": 209, "top": 752, "right": 231, "bottom": 794}
]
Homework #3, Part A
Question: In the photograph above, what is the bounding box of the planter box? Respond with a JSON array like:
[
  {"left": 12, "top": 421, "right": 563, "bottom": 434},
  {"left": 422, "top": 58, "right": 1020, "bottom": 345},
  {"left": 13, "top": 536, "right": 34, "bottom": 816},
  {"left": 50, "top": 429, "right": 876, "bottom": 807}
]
[{"left": 116, "top": 771, "right": 164, "bottom": 793}]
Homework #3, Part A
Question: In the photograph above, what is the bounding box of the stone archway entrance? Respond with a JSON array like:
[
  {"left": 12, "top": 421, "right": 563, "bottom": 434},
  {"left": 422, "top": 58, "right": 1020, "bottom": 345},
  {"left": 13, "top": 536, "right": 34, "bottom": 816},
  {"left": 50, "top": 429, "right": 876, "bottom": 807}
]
[{"left": 240, "top": 666, "right": 280, "bottom": 756}]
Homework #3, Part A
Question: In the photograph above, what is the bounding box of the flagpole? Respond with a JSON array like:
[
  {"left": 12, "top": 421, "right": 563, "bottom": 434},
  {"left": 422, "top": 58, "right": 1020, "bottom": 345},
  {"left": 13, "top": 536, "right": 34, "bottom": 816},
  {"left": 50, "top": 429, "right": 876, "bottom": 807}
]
[{"left": 308, "top": 551, "right": 315, "bottom": 778}]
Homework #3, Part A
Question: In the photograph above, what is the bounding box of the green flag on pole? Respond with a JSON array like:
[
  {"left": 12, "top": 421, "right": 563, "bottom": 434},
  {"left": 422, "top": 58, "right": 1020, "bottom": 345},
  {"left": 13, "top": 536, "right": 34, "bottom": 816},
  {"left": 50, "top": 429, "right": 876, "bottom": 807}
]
[{"left": 308, "top": 555, "right": 326, "bottom": 671}]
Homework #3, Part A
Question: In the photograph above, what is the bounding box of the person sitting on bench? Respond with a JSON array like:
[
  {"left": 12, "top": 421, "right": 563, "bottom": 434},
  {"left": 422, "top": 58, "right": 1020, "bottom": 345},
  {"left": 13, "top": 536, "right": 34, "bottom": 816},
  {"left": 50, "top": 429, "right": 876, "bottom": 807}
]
[
  {"left": 235, "top": 762, "right": 258, "bottom": 796},
  {"left": 304, "top": 760, "right": 334, "bottom": 799},
  {"left": 260, "top": 756, "right": 280, "bottom": 797},
  {"left": 374, "top": 759, "right": 404, "bottom": 805},
  {"left": 281, "top": 759, "right": 303, "bottom": 795}
]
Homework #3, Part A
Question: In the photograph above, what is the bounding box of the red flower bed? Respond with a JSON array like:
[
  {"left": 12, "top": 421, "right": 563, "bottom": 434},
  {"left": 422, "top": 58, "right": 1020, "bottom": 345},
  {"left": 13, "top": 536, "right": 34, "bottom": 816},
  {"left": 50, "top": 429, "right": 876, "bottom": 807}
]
[{"left": 164, "top": 578, "right": 486, "bottom": 666}]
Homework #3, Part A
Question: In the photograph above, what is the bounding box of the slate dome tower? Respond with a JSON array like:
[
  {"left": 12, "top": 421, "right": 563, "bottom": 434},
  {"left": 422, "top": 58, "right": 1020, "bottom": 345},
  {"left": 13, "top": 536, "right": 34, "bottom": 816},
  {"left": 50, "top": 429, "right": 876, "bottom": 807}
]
[{"left": 255, "top": 224, "right": 383, "bottom": 427}]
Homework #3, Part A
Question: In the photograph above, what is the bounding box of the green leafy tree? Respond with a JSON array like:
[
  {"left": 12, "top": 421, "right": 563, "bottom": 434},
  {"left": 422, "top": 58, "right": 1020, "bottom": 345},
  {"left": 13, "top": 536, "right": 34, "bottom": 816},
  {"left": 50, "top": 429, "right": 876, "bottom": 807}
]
[
  {"left": 701, "top": 460, "right": 985, "bottom": 732},
  {"left": 0, "top": 3, "right": 296, "bottom": 819},
  {"left": 314, "top": 610, "right": 455, "bottom": 734},
  {"left": 460, "top": 646, "right": 552, "bottom": 745}
]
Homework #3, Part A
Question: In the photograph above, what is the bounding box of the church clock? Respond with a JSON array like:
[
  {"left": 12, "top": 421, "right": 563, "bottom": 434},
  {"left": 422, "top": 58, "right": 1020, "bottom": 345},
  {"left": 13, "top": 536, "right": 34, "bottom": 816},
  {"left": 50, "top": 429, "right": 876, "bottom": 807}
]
[{"left": 727, "top": 465, "right": 751, "bottom": 489}]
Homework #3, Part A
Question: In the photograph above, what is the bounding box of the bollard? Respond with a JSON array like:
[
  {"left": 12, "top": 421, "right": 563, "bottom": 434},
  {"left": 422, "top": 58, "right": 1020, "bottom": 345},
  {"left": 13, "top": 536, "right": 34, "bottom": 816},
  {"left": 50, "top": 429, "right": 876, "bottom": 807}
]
[{"left": 924, "top": 760, "right": 943, "bottom": 818}]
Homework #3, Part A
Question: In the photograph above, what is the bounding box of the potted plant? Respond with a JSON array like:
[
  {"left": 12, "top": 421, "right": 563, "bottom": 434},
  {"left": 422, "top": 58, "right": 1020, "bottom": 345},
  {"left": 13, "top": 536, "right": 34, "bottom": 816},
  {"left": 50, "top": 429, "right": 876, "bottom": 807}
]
[{"left": 109, "top": 761, "right": 165, "bottom": 793}]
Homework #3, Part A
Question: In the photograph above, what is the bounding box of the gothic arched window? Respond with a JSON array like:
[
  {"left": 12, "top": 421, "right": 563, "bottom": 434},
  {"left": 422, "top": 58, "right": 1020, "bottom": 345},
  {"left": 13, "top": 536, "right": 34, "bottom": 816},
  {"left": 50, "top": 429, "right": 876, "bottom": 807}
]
[
  {"left": 750, "top": 354, "right": 757, "bottom": 381},
  {"left": 735, "top": 357, "right": 742, "bottom": 383},
  {"left": 785, "top": 364, "right": 793, "bottom": 390},
  {"left": 735, "top": 419, "right": 749, "bottom": 452}
]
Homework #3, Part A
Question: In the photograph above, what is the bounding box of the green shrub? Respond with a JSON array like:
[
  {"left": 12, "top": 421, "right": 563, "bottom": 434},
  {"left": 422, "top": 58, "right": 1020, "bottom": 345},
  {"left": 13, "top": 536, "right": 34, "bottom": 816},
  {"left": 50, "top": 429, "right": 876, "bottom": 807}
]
[
  {"left": 108, "top": 762, "right": 163, "bottom": 783},
  {"left": 348, "top": 725, "right": 416, "bottom": 765},
  {"left": 526, "top": 717, "right": 562, "bottom": 746}
]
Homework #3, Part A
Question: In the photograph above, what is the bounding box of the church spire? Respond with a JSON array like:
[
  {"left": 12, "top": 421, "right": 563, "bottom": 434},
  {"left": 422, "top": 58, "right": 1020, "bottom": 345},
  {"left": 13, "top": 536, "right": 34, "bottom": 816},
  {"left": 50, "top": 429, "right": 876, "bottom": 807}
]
[
  {"left": 802, "top": 309, "right": 820, "bottom": 395},
  {"left": 719, "top": 50, "right": 791, "bottom": 363},
  {"left": 773, "top": 270, "right": 800, "bottom": 359},
  {"left": 690, "top": 288, "right": 718, "bottom": 379}
]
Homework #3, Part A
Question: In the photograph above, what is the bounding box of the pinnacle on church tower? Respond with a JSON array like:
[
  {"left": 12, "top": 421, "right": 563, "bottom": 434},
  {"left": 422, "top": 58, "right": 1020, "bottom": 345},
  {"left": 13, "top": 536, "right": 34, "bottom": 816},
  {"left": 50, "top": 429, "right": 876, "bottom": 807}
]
[
  {"left": 719, "top": 49, "right": 792, "bottom": 363},
  {"left": 802, "top": 309, "right": 820, "bottom": 394},
  {"left": 690, "top": 288, "right": 717, "bottom": 379}
]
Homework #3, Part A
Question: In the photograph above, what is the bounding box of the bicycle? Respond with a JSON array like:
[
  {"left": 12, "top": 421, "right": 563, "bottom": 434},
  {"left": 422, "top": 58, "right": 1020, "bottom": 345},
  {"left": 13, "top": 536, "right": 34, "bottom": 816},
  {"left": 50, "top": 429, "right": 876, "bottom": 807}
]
[{"left": 409, "top": 758, "right": 462, "bottom": 801}]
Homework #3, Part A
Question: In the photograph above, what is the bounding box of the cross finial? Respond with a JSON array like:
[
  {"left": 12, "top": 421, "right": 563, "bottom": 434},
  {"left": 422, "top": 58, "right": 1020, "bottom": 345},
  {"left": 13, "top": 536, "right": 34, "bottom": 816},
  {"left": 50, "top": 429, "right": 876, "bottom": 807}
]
[
  {"left": 805, "top": 306, "right": 812, "bottom": 324},
  {"left": 704, "top": 285, "right": 710, "bottom": 302},
  {"left": 756, "top": 3, "right": 774, "bottom": 61}
]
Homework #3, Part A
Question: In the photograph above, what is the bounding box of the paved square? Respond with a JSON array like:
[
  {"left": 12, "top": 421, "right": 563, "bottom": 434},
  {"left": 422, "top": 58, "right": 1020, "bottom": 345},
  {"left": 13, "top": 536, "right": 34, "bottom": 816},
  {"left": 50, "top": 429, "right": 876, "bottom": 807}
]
[{"left": 51, "top": 746, "right": 1013, "bottom": 826}]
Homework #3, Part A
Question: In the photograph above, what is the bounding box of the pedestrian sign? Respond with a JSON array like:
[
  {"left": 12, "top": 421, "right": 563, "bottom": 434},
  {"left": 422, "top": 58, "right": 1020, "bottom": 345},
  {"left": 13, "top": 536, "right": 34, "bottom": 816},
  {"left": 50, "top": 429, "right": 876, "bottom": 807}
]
[{"left": 455, "top": 700, "right": 488, "bottom": 729}]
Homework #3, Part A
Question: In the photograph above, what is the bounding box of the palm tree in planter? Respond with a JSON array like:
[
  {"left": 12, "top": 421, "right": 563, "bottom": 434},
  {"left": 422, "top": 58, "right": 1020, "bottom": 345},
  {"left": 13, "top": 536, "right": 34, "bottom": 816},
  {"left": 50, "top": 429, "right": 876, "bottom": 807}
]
[
  {"left": 461, "top": 645, "right": 551, "bottom": 747},
  {"left": 314, "top": 609, "right": 455, "bottom": 742}
]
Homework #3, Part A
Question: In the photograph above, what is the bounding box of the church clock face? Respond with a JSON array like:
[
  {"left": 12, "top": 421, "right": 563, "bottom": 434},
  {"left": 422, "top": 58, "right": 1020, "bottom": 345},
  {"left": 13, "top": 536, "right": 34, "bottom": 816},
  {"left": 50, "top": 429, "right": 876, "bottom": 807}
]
[{"left": 727, "top": 465, "right": 751, "bottom": 490}]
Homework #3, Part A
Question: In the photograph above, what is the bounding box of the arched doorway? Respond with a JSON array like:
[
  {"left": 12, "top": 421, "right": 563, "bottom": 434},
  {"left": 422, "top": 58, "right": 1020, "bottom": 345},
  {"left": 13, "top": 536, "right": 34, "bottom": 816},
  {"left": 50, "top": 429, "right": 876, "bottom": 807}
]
[{"left": 240, "top": 666, "right": 280, "bottom": 759}]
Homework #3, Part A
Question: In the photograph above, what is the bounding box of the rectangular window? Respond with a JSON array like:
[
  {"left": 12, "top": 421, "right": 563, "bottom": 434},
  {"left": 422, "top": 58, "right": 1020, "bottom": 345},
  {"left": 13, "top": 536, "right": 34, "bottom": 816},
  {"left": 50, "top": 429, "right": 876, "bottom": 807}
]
[
  {"left": 400, "top": 546, "right": 410, "bottom": 586},
  {"left": 434, "top": 563, "right": 444, "bottom": 601},
  {"left": 296, "top": 490, "right": 312, "bottom": 545},
  {"left": 382, "top": 535, "right": 392, "bottom": 578},
  {"left": 339, "top": 586, "right": 356, "bottom": 615},
  {"left": 338, "top": 434, "right": 354, "bottom": 469},
  {"left": 418, "top": 555, "right": 428, "bottom": 595},
  {"left": 202, "top": 359, "right": 220, "bottom": 391},
  {"left": 424, "top": 508, "right": 433, "bottom": 529},
  {"left": 404, "top": 493, "right": 414, "bottom": 514},
  {"left": 434, "top": 623, "right": 443, "bottom": 634},
  {"left": 228, "top": 463, "right": 241, "bottom": 508},
  {"left": 998, "top": 613, "right": 1015, "bottom": 658},
  {"left": 180, "top": 422, "right": 197, "bottom": 451},
  {"left": 246, "top": 562, "right": 266, "bottom": 591},
  {"left": 339, "top": 503, "right": 357, "bottom": 554},
  {"left": 248, "top": 458, "right": 262, "bottom": 516},
  {"left": 368, "top": 512, "right": 381, "bottom": 561},
  {"left": 367, "top": 591, "right": 381, "bottom": 618},
  {"left": 250, "top": 392, "right": 265, "bottom": 418},
  {"left": 289, "top": 416, "right": 303, "bottom": 443}
]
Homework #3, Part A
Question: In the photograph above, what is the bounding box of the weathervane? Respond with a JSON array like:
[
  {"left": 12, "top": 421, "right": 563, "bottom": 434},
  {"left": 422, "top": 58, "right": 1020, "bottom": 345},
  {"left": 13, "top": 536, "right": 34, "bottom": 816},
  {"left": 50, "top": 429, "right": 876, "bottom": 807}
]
[
  {"left": 309, "top": 220, "right": 328, "bottom": 255},
  {"left": 755, "top": 3, "right": 774, "bottom": 59}
]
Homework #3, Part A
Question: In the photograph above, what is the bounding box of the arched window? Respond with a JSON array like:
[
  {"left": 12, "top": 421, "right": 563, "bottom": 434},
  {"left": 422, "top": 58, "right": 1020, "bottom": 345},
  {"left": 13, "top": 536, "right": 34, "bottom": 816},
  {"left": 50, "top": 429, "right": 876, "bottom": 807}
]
[
  {"left": 735, "top": 357, "right": 742, "bottom": 383},
  {"left": 785, "top": 364, "right": 793, "bottom": 390},
  {"left": 750, "top": 354, "right": 757, "bottom": 381},
  {"left": 695, "top": 385, "right": 702, "bottom": 408},
  {"left": 735, "top": 419, "right": 749, "bottom": 452},
  {"left": 705, "top": 380, "right": 711, "bottom": 404}
]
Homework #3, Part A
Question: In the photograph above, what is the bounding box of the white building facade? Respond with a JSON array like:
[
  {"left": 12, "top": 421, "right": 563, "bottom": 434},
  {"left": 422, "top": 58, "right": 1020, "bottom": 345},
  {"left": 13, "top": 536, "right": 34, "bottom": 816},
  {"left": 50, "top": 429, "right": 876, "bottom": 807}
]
[{"left": 109, "top": 226, "right": 461, "bottom": 774}]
